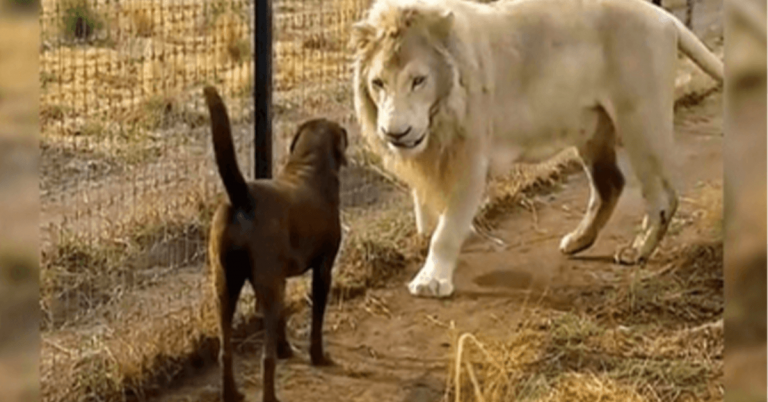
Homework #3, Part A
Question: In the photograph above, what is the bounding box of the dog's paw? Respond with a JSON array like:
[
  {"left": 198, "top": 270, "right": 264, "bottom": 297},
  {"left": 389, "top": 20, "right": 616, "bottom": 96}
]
[
  {"left": 222, "top": 388, "right": 245, "bottom": 402},
  {"left": 559, "top": 231, "right": 595, "bottom": 255},
  {"left": 277, "top": 341, "right": 294, "bottom": 360},
  {"left": 407, "top": 268, "right": 454, "bottom": 298}
]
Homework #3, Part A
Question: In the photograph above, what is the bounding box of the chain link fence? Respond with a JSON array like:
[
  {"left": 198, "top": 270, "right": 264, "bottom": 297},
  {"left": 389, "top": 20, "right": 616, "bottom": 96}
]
[
  {"left": 39, "top": 0, "right": 410, "bottom": 398},
  {"left": 39, "top": 0, "right": 382, "bottom": 329}
]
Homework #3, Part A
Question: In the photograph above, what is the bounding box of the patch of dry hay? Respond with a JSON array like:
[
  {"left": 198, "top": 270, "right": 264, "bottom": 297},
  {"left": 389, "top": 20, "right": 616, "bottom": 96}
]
[
  {"left": 540, "top": 373, "right": 647, "bottom": 402},
  {"left": 40, "top": 185, "right": 220, "bottom": 330},
  {"left": 594, "top": 242, "right": 724, "bottom": 326},
  {"left": 447, "top": 242, "right": 724, "bottom": 402},
  {"left": 475, "top": 148, "right": 580, "bottom": 232},
  {"left": 209, "top": 9, "right": 251, "bottom": 65},
  {"left": 41, "top": 280, "right": 223, "bottom": 402},
  {"left": 39, "top": 0, "right": 356, "bottom": 131}
]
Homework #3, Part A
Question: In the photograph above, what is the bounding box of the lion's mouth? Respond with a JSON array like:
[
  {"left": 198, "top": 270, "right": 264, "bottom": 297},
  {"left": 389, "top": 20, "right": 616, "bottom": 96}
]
[{"left": 390, "top": 132, "right": 427, "bottom": 149}]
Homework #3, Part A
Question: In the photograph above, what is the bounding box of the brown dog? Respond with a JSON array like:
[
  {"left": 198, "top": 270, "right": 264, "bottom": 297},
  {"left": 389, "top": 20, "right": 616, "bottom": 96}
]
[{"left": 203, "top": 86, "right": 348, "bottom": 402}]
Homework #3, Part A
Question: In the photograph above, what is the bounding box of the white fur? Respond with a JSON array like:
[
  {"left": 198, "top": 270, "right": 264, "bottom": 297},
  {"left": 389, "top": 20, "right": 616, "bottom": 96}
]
[{"left": 351, "top": 0, "right": 724, "bottom": 298}]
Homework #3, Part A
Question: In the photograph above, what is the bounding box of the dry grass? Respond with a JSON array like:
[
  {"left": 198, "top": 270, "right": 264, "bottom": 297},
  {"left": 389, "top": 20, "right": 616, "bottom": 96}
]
[
  {"left": 596, "top": 242, "right": 723, "bottom": 325},
  {"left": 40, "top": 281, "right": 223, "bottom": 401},
  {"left": 39, "top": 0, "right": 357, "bottom": 127},
  {"left": 475, "top": 148, "right": 580, "bottom": 231},
  {"left": 449, "top": 293, "right": 722, "bottom": 401},
  {"left": 447, "top": 243, "right": 723, "bottom": 402},
  {"left": 57, "top": 0, "right": 104, "bottom": 41},
  {"left": 40, "top": 184, "right": 220, "bottom": 330}
]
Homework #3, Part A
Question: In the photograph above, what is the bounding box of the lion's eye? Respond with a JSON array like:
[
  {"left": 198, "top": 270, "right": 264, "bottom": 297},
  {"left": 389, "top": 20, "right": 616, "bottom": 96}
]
[
  {"left": 372, "top": 78, "right": 384, "bottom": 89},
  {"left": 412, "top": 75, "right": 426, "bottom": 89}
]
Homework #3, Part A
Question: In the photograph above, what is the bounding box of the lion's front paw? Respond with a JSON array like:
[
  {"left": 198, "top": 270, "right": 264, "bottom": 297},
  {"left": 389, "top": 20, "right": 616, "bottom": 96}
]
[
  {"left": 559, "top": 230, "right": 596, "bottom": 255},
  {"left": 407, "top": 266, "right": 454, "bottom": 298}
]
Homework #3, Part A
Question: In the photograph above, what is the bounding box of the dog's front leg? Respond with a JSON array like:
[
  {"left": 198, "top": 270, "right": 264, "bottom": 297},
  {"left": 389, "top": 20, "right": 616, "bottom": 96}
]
[
  {"left": 310, "top": 253, "right": 336, "bottom": 366},
  {"left": 408, "top": 157, "right": 488, "bottom": 298}
]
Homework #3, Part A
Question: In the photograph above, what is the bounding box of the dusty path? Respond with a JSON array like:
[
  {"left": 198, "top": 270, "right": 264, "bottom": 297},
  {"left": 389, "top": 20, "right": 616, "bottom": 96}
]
[{"left": 151, "top": 83, "right": 723, "bottom": 401}]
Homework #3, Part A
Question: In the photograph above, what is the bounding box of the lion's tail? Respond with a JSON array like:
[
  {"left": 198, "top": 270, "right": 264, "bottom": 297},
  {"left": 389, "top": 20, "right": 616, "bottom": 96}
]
[
  {"left": 671, "top": 16, "right": 724, "bottom": 84},
  {"left": 203, "top": 86, "right": 251, "bottom": 209}
]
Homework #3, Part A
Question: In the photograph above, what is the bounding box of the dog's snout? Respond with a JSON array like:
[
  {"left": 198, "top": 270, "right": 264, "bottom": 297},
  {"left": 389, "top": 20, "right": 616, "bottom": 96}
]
[{"left": 381, "top": 126, "right": 412, "bottom": 140}]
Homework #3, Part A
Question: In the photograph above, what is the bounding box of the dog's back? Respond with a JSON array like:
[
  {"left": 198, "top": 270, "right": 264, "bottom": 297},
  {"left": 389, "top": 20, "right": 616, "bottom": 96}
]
[{"left": 203, "top": 86, "right": 342, "bottom": 278}]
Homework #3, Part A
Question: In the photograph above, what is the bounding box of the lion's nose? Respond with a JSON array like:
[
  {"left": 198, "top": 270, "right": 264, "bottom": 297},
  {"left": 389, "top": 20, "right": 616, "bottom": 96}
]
[{"left": 381, "top": 126, "right": 412, "bottom": 140}]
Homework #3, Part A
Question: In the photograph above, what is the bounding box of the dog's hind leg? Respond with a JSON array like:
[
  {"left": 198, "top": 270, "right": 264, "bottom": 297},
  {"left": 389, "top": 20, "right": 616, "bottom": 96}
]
[
  {"left": 560, "top": 108, "right": 625, "bottom": 255},
  {"left": 276, "top": 309, "right": 293, "bottom": 359},
  {"left": 214, "top": 257, "right": 247, "bottom": 402},
  {"left": 256, "top": 280, "right": 284, "bottom": 402},
  {"left": 310, "top": 253, "right": 336, "bottom": 366}
]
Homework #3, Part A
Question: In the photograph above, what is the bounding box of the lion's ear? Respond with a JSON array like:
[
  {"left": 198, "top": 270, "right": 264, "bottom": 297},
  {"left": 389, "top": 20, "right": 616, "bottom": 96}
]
[
  {"left": 427, "top": 11, "right": 454, "bottom": 41},
  {"left": 350, "top": 21, "right": 375, "bottom": 51}
]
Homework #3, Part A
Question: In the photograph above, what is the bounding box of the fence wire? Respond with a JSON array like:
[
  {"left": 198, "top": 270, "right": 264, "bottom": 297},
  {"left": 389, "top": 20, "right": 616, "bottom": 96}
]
[{"left": 39, "top": 0, "right": 378, "bottom": 328}]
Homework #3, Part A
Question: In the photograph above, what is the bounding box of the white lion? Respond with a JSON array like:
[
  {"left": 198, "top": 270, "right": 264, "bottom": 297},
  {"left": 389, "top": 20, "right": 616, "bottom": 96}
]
[{"left": 350, "top": 0, "right": 724, "bottom": 298}]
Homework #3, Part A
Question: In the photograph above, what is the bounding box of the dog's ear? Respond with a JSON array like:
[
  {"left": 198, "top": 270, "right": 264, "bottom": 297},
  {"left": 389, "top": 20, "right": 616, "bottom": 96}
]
[{"left": 289, "top": 127, "right": 304, "bottom": 154}]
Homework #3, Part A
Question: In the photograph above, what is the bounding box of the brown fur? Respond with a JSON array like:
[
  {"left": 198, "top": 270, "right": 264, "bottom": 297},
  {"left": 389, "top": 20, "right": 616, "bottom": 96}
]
[{"left": 203, "top": 86, "right": 348, "bottom": 402}]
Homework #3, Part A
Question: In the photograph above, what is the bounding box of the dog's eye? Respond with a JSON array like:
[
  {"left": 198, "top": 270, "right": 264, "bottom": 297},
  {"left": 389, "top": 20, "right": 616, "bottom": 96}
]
[
  {"left": 372, "top": 78, "right": 385, "bottom": 89},
  {"left": 412, "top": 75, "right": 426, "bottom": 89}
]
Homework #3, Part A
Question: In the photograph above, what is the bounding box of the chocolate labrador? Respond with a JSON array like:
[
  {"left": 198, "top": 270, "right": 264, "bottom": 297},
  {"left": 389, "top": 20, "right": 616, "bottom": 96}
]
[{"left": 203, "top": 86, "right": 348, "bottom": 402}]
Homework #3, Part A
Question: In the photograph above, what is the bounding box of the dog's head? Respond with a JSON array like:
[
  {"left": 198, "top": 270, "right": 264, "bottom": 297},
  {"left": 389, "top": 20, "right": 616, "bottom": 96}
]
[{"left": 289, "top": 118, "right": 349, "bottom": 171}]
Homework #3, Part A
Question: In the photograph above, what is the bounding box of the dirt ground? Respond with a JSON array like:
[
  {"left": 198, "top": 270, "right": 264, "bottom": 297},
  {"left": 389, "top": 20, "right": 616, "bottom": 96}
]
[{"left": 146, "top": 80, "right": 725, "bottom": 401}]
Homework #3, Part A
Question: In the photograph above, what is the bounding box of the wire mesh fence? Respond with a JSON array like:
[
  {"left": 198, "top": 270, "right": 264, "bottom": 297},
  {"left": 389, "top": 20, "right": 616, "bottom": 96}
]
[
  {"left": 39, "top": 0, "right": 408, "bottom": 398},
  {"left": 39, "top": 0, "right": 380, "bottom": 330}
]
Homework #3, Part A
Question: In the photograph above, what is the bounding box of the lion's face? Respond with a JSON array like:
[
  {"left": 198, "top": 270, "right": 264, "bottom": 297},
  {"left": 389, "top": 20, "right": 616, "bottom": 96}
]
[
  {"left": 352, "top": 7, "right": 455, "bottom": 158},
  {"left": 366, "top": 34, "right": 442, "bottom": 156}
]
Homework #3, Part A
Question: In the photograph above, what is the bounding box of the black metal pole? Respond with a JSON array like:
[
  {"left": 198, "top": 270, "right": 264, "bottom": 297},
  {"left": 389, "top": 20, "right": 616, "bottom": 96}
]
[{"left": 254, "top": 0, "right": 273, "bottom": 179}]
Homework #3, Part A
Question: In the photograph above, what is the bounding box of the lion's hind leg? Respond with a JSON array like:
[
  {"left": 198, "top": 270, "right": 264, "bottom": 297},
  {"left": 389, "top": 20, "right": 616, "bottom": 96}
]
[
  {"left": 611, "top": 105, "right": 678, "bottom": 266},
  {"left": 560, "top": 107, "right": 625, "bottom": 255},
  {"left": 614, "top": 174, "right": 678, "bottom": 265}
]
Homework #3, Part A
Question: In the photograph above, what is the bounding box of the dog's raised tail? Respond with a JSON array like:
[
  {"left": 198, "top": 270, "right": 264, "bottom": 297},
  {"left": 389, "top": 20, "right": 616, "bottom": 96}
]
[{"left": 204, "top": 86, "right": 251, "bottom": 209}]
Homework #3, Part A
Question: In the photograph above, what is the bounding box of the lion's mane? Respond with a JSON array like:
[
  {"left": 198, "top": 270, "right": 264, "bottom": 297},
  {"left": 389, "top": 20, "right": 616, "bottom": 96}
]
[{"left": 350, "top": 0, "right": 477, "bottom": 212}]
